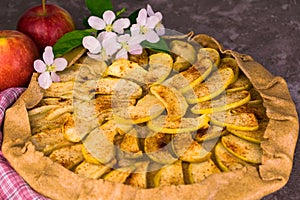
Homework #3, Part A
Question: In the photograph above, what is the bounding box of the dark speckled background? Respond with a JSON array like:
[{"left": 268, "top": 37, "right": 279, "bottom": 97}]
[{"left": 0, "top": 0, "right": 299, "bottom": 199}]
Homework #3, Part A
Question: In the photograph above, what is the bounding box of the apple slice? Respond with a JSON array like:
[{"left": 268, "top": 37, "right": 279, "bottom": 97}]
[
  {"left": 105, "top": 58, "right": 148, "bottom": 84},
  {"left": 187, "top": 159, "right": 221, "bottom": 183},
  {"left": 146, "top": 162, "right": 164, "bottom": 188},
  {"left": 62, "top": 46, "right": 87, "bottom": 68},
  {"left": 77, "top": 55, "right": 108, "bottom": 76},
  {"left": 230, "top": 101, "right": 267, "bottom": 121},
  {"left": 163, "top": 58, "right": 213, "bottom": 93},
  {"left": 82, "top": 145, "right": 102, "bottom": 165},
  {"left": 98, "top": 120, "right": 132, "bottom": 144},
  {"left": 40, "top": 97, "right": 72, "bottom": 106},
  {"left": 221, "top": 134, "right": 263, "bottom": 164},
  {"left": 49, "top": 144, "right": 84, "bottom": 170},
  {"left": 43, "top": 81, "right": 74, "bottom": 98},
  {"left": 72, "top": 79, "right": 99, "bottom": 101},
  {"left": 218, "top": 57, "right": 240, "bottom": 83},
  {"left": 73, "top": 100, "right": 100, "bottom": 121},
  {"left": 170, "top": 40, "right": 196, "bottom": 72},
  {"left": 95, "top": 77, "right": 143, "bottom": 99},
  {"left": 150, "top": 84, "right": 188, "bottom": 121},
  {"left": 126, "top": 161, "right": 150, "bottom": 189},
  {"left": 94, "top": 95, "right": 136, "bottom": 116},
  {"left": 153, "top": 160, "right": 184, "bottom": 187},
  {"left": 146, "top": 52, "right": 173, "bottom": 83},
  {"left": 56, "top": 64, "right": 81, "bottom": 82},
  {"left": 28, "top": 105, "right": 61, "bottom": 116},
  {"left": 185, "top": 68, "right": 234, "bottom": 104},
  {"left": 63, "top": 114, "right": 99, "bottom": 143},
  {"left": 94, "top": 95, "right": 136, "bottom": 125},
  {"left": 144, "top": 132, "right": 177, "bottom": 164},
  {"left": 45, "top": 105, "right": 73, "bottom": 120},
  {"left": 191, "top": 90, "right": 251, "bottom": 114},
  {"left": 197, "top": 48, "right": 221, "bottom": 67},
  {"left": 119, "top": 128, "right": 143, "bottom": 159},
  {"left": 30, "top": 128, "right": 73, "bottom": 155},
  {"left": 30, "top": 112, "right": 71, "bottom": 134},
  {"left": 172, "top": 132, "right": 211, "bottom": 162},
  {"left": 226, "top": 74, "right": 252, "bottom": 93},
  {"left": 227, "top": 120, "right": 268, "bottom": 144},
  {"left": 128, "top": 49, "right": 148, "bottom": 68},
  {"left": 194, "top": 125, "right": 226, "bottom": 142},
  {"left": 102, "top": 165, "right": 136, "bottom": 184},
  {"left": 82, "top": 127, "right": 116, "bottom": 164},
  {"left": 210, "top": 111, "right": 259, "bottom": 131},
  {"left": 62, "top": 115, "right": 82, "bottom": 143},
  {"left": 147, "top": 114, "right": 210, "bottom": 134},
  {"left": 113, "top": 94, "right": 165, "bottom": 124},
  {"left": 91, "top": 95, "right": 136, "bottom": 124},
  {"left": 75, "top": 160, "right": 112, "bottom": 179},
  {"left": 180, "top": 58, "right": 214, "bottom": 91},
  {"left": 214, "top": 142, "right": 250, "bottom": 172}
]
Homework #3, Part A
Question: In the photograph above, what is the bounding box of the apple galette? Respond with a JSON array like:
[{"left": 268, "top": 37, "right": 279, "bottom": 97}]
[{"left": 2, "top": 34, "right": 298, "bottom": 200}]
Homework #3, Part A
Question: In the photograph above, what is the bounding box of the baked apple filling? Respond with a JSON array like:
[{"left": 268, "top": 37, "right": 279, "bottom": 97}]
[{"left": 28, "top": 38, "right": 268, "bottom": 189}]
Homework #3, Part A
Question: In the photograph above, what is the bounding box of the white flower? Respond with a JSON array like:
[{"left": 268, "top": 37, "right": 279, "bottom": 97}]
[
  {"left": 130, "top": 8, "right": 161, "bottom": 43},
  {"left": 115, "top": 34, "right": 143, "bottom": 59},
  {"left": 82, "top": 32, "right": 121, "bottom": 61},
  {"left": 146, "top": 4, "right": 165, "bottom": 36},
  {"left": 34, "top": 46, "right": 67, "bottom": 89},
  {"left": 88, "top": 10, "right": 130, "bottom": 34}
]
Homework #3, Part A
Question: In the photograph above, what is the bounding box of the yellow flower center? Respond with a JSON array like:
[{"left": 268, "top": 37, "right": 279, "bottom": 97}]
[
  {"left": 140, "top": 26, "right": 148, "bottom": 34},
  {"left": 105, "top": 24, "right": 113, "bottom": 32},
  {"left": 47, "top": 64, "right": 56, "bottom": 72}
]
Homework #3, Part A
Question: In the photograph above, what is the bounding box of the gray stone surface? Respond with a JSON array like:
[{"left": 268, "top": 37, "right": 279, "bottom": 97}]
[{"left": 0, "top": 0, "right": 299, "bottom": 199}]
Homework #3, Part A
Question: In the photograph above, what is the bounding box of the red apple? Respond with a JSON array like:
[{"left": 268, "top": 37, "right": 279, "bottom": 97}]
[
  {"left": 17, "top": 3, "right": 75, "bottom": 52},
  {"left": 0, "top": 30, "right": 39, "bottom": 91}
]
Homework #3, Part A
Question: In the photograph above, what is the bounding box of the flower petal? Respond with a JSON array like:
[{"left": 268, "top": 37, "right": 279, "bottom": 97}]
[
  {"left": 154, "top": 12, "right": 163, "bottom": 21},
  {"left": 146, "top": 4, "right": 155, "bottom": 16},
  {"left": 137, "top": 9, "right": 147, "bottom": 25},
  {"left": 145, "top": 30, "right": 160, "bottom": 43},
  {"left": 155, "top": 23, "right": 165, "bottom": 36},
  {"left": 53, "top": 58, "right": 68, "bottom": 71},
  {"left": 128, "top": 34, "right": 145, "bottom": 45},
  {"left": 116, "top": 48, "right": 128, "bottom": 59},
  {"left": 103, "top": 37, "right": 121, "bottom": 56},
  {"left": 146, "top": 16, "right": 160, "bottom": 29},
  {"left": 130, "top": 24, "right": 141, "bottom": 36},
  {"left": 43, "top": 46, "right": 54, "bottom": 66},
  {"left": 98, "top": 31, "right": 117, "bottom": 42},
  {"left": 88, "top": 16, "right": 106, "bottom": 30},
  {"left": 129, "top": 44, "right": 143, "bottom": 55},
  {"left": 34, "top": 59, "right": 46, "bottom": 73},
  {"left": 38, "top": 72, "right": 52, "bottom": 89},
  {"left": 87, "top": 52, "right": 104, "bottom": 61},
  {"left": 51, "top": 72, "right": 60, "bottom": 82},
  {"left": 113, "top": 18, "right": 130, "bottom": 34},
  {"left": 82, "top": 36, "right": 102, "bottom": 54},
  {"left": 118, "top": 34, "right": 130, "bottom": 43},
  {"left": 103, "top": 10, "right": 116, "bottom": 25}
]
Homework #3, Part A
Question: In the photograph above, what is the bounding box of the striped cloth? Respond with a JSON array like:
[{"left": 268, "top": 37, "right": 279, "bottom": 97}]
[{"left": 0, "top": 88, "right": 48, "bottom": 200}]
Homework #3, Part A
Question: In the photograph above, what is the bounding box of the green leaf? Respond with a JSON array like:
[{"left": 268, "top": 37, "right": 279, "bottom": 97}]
[
  {"left": 116, "top": 8, "right": 126, "bottom": 17},
  {"left": 141, "top": 38, "right": 170, "bottom": 53},
  {"left": 85, "top": 0, "right": 114, "bottom": 17},
  {"left": 53, "top": 30, "right": 91, "bottom": 57},
  {"left": 128, "top": 9, "right": 140, "bottom": 24}
]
